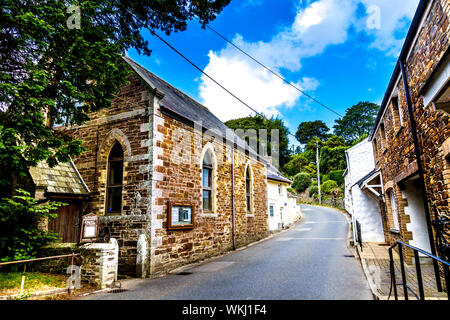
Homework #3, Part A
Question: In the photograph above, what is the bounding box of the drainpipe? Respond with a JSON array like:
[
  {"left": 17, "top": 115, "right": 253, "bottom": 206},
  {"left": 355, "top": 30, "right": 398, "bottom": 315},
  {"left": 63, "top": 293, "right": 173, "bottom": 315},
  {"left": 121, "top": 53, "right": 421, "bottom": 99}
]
[
  {"left": 231, "top": 137, "right": 236, "bottom": 250},
  {"left": 399, "top": 60, "right": 441, "bottom": 291}
]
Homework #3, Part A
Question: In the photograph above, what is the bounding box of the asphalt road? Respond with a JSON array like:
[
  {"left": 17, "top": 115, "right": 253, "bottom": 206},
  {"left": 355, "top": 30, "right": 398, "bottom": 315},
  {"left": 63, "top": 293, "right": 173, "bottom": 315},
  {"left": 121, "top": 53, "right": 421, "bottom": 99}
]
[{"left": 82, "top": 205, "right": 373, "bottom": 300}]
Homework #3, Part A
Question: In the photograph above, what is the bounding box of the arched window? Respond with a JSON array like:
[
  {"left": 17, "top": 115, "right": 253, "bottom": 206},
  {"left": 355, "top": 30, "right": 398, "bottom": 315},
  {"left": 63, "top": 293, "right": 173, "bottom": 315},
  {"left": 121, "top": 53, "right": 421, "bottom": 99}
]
[
  {"left": 106, "top": 142, "right": 123, "bottom": 215},
  {"left": 202, "top": 150, "right": 214, "bottom": 212}
]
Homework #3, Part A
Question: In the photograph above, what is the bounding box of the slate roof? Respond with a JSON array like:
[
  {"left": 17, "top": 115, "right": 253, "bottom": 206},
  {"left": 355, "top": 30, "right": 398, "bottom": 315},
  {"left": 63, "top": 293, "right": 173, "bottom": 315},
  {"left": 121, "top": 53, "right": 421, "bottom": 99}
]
[
  {"left": 122, "top": 56, "right": 261, "bottom": 159},
  {"left": 29, "top": 160, "right": 90, "bottom": 195},
  {"left": 266, "top": 163, "right": 291, "bottom": 184}
]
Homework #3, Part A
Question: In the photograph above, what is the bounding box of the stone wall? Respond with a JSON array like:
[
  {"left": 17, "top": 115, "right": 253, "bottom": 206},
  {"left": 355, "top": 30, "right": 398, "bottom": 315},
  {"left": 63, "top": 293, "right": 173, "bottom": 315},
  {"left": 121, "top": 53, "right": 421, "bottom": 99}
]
[
  {"left": 63, "top": 73, "right": 153, "bottom": 276},
  {"left": 149, "top": 107, "right": 269, "bottom": 275},
  {"left": 372, "top": 0, "right": 450, "bottom": 259},
  {"left": 34, "top": 240, "right": 119, "bottom": 289}
]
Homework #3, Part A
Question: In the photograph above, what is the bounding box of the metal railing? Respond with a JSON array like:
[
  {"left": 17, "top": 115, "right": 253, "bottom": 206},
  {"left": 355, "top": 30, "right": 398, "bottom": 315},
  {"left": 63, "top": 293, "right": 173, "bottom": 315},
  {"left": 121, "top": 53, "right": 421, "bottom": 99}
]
[
  {"left": 0, "top": 253, "right": 81, "bottom": 296},
  {"left": 355, "top": 220, "right": 363, "bottom": 252},
  {"left": 388, "top": 241, "right": 450, "bottom": 300}
]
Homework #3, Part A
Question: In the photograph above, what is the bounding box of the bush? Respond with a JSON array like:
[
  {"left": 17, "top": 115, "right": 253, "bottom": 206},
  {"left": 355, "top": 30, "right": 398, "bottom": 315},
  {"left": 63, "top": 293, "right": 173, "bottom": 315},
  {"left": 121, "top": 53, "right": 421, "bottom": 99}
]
[
  {"left": 321, "top": 180, "right": 338, "bottom": 194},
  {"left": 287, "top": 187, "right": 297, "bottom": 195},
  {"left": 0, "top": 189, "right": 65, "bottom": 262},
  {"left": 309, "top": 185, "right": 319, "bottom": 197},
  {"left": 329, "top": 170, "right": 345, "bottom": 186},
  {"left": 321, "top": 174, "right": 330, "bottom": 183},
  {"left": 292, "top": 173, "right": 312, "bottom": 193}
]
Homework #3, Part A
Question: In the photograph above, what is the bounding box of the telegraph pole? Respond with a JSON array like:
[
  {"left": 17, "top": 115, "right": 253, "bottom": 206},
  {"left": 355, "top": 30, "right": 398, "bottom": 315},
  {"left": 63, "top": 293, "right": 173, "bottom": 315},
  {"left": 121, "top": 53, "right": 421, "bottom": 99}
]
[{"left": 316, "top": 141, "right": 321, "bottom": 205}]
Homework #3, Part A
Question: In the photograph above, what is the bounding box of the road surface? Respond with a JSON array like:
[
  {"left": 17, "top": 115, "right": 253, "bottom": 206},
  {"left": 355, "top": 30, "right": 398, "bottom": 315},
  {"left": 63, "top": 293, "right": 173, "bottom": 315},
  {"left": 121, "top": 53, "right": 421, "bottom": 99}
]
[{"left": 82, "top": 205, "right": 373, "bottom": 300}]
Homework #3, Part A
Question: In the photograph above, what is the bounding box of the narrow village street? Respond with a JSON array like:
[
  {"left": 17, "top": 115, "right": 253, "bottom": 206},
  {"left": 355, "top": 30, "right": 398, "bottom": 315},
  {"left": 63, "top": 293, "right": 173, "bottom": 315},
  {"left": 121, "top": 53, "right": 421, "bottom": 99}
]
[{"left": 81, "top": 205, "right": 373, "bottom": 300}]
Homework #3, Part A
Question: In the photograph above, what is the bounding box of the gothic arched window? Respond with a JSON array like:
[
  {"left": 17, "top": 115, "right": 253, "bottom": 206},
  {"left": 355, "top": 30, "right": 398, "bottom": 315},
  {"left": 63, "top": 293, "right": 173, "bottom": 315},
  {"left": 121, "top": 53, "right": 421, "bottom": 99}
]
[{"left": 106, "top": 142, "right": 123, "bottom": 215}]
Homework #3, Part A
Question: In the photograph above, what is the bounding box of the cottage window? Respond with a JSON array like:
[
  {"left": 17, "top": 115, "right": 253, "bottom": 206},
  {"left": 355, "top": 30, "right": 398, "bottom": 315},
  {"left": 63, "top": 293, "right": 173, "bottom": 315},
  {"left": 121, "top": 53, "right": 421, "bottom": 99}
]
[
  {"left": 106, "top": 142, "right": 123, "bottom": 215},
  {"left": 278, "top": 184, "right": 282, "bottom": 195},
  {"left": 389, "top": 191, "right": 400, "bottom": 231},
  {"left": 380, "top": 123, "right": 387, "bottom": 150},
  {"left": 433, "top": 81, "right": 450, "bottom": 115},
  {"left": 391, "top": 97, "right": 403, "bottom": 129},
  {"left": 269, "top": 205, "right": 274, "bottom": 217},
  {"left": 202, "top": 150, "right": 214, "bottom": 212},
  {"left": 245, "top": 166, "right": 252, "bottom": 213}
]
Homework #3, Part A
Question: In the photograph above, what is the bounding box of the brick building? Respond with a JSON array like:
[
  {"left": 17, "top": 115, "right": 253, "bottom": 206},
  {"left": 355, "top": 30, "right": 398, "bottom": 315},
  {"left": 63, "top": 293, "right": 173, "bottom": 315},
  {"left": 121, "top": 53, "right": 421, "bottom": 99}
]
[
  {"left": 62, "top": 56, "right": 270, "bottom": 277},
  {"left": 366, "top": 0, "right": 449, "bottom": 261}
]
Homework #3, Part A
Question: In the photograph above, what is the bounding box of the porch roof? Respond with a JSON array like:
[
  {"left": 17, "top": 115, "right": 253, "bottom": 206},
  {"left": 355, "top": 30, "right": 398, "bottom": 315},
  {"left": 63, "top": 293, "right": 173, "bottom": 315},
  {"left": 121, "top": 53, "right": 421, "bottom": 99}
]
[{"left": 29, "top": 160, "right": 90, "bottom": 196}]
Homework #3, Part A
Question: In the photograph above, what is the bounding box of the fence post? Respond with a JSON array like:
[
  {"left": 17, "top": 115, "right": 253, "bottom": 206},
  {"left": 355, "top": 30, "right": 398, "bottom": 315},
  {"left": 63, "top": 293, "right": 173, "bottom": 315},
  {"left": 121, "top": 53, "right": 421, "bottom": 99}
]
[
  {"left": 413, "top": 250, "right": 425, "bottom": 300},
  {"left": 389, "top": 247, "right": 398, "bottom": 300},
  {"left": 398, "top": 243, "right": 408, "bottom": 300}
]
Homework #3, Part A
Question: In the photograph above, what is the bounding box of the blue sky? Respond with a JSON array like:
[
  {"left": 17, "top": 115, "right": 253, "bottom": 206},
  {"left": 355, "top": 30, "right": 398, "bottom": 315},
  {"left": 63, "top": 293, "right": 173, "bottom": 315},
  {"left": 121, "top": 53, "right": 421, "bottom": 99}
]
[{"left": 127, "top": 0, "right": 420, "bottom": 148}]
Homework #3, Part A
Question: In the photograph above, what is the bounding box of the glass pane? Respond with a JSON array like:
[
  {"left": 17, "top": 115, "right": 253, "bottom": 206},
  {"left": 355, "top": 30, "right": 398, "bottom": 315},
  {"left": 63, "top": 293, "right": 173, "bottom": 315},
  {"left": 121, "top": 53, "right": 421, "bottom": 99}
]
[
  {"left": 107, "top": 188, "right": 122, "bottom": 213},
  {"left": 109, "top": 142, "right": 123, "bottom": 161},
  {"left": 247, "top": 195, "right": 251, "bottom": 212},
  {"left": 203, "top": 190, "right": 211, "bottom": 211},
  {"left": 203, "top": 151, "right": 213, "bottom": 166},
  {"left": 270, "top": 206, "right": 274, "bottom": 217},
  {"left": 109, "top": 161, "right": 123, "bottom": 185},
  {"left": 202, "top": 168, "right": 211, "bottom": 188}
]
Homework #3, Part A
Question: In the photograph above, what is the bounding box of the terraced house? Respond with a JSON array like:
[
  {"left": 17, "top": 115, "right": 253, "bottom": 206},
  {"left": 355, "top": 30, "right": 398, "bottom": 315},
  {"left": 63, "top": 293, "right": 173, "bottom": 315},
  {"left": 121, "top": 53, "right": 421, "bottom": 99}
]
[
  {"left": 366, "top": 0, "right": 449, "bottom": 261},
  {"left": 58, "top": 56, "right": 270, "bottom": 277}
]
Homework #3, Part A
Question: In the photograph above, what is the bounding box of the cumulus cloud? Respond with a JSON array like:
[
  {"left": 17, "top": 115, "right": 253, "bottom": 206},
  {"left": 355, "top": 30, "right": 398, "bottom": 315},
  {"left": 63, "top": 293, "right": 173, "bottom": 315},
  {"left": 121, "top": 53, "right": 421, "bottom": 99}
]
[
  {"left": 359, "top": 0, "right": 419, "bottom": 56},
  {"left": 199, "top": 0, "right": 420, "bottom": 122},
  {"left": 200, "top": 0, "right": 355, "bottom": 121}
]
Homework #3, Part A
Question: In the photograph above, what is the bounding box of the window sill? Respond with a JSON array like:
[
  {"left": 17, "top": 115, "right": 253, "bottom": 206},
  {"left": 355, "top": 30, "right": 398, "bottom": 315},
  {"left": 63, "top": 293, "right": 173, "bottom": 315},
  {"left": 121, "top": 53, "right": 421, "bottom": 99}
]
[
  {"left": 389, "top": 229, "right": 400, "bottom": 235},
  {"left": 246, "top": 213, "right": 255, "bottom": 218},
  {"left": 201, "top": 212, "right": 218, "bottom": 218}
]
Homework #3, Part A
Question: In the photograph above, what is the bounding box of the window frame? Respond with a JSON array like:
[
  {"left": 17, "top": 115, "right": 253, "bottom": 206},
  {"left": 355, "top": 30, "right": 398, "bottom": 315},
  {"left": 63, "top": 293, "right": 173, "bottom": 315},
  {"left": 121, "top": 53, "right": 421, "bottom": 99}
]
[{"left": 106, "top": 142, "right": 124, "bottom": 216}]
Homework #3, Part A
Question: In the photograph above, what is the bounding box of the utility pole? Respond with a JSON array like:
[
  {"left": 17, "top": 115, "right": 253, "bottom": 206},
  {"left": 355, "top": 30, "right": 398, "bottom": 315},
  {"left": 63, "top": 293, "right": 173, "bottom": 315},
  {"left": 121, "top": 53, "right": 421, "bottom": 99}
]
[{"left": 316, "top": 141, "right": 321, "bottom": 205}]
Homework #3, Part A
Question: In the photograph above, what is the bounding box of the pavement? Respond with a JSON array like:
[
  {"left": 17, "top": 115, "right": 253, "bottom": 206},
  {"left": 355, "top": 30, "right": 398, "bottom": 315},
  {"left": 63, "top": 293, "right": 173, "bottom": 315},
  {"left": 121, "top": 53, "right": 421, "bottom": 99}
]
[
  {"left": 355, "top": 242, "right": 448, "bottom": 300},
  {"left": 80, "top": 204, "right": 373, "bottom": 300}
]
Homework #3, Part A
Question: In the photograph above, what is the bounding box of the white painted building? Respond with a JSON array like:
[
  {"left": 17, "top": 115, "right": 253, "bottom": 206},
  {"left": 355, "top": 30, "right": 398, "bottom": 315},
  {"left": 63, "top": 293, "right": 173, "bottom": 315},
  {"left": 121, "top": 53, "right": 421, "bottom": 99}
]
[
  {"left": 266, "top": 164, "right": 301, "bottom": 231},
  {"left": 344, "top": 138, "right": 385, "bottom": 243}
]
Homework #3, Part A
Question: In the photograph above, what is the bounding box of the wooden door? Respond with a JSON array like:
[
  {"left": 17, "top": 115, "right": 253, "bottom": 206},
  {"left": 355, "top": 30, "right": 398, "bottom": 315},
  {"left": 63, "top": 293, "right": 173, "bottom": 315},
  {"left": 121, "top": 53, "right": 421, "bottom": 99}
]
[{"left": 48, "top": 201, "right": 82, "bottom": 243}]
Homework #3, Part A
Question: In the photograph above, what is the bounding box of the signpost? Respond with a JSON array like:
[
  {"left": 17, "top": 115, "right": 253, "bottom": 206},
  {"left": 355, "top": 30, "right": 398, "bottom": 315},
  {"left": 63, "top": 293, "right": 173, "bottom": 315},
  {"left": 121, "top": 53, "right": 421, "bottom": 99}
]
[{"left": 80, "top": 213, "right": 99, "bottom": 243}]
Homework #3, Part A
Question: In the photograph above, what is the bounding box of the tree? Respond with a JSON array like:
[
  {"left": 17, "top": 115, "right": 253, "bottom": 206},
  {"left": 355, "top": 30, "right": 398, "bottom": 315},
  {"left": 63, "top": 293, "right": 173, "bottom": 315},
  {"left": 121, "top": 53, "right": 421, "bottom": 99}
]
[
  {"left": 225, "top": 115, "right": 291, "bottom": 168},
  {"left": 295, "top": 120, "right": 330, "bottom": 145},
  {"left": 333, "top": 102, "right": 379, "bottom": 144},
  {"left": 319, "top": 136, "right": 348, "bottom": 173},
  {"left": 284, "top": 153, "right": 309, "bottom": 177},
  {"left": 0, "top": 0, "right": 231, "bottom": 198},
  {"left": 292, "top": 173, "right": 312, "bottom": 193},
  {"left": 321, "top": 180, "right": 338, "bottom": 194},
  {"left": 0, "top": 190, "right": 65, "bottom": 261}
]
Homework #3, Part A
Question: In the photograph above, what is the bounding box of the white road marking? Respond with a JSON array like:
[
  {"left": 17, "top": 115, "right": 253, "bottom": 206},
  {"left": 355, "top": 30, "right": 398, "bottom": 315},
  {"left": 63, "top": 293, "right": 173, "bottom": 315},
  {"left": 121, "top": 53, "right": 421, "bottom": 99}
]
[
  {"left": 296, "top": 228, "right": 313, "bottom": 231},
  {"left": 275, "top": 237, "right": 346, "bottom": 241}
]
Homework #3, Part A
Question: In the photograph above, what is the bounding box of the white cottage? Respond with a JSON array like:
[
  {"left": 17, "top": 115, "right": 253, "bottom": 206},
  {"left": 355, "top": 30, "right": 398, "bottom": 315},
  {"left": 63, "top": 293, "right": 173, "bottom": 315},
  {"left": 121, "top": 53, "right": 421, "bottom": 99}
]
[
  {"left": 266, "top": 164, "right": 301, "bottom": 231},
  {"left": 344, "top": 138, "right": 385, "bottom": 243}
]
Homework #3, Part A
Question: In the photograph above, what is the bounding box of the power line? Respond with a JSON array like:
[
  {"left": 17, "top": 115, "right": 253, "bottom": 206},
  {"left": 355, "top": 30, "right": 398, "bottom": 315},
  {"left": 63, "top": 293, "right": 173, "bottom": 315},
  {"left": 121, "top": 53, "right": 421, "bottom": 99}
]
[
  {"left": 127, "top": 11, "right": 299, "bottom": 140},
  {"left": 201, "top": 23, "right": 343, "bottom": 118}
]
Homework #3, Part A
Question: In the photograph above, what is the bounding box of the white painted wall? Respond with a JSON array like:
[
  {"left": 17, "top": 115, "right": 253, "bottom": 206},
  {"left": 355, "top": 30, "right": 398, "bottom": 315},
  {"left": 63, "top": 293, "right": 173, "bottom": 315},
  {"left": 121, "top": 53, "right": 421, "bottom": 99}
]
[
  {"left": 267, "top": 181, "right": 289, "bottom": 231},
  {"left": 345, "top": 139, "right": 385, "bottom": 243},
  {"left": 287, "top": 196, "right": 302, "bottom": 225}
]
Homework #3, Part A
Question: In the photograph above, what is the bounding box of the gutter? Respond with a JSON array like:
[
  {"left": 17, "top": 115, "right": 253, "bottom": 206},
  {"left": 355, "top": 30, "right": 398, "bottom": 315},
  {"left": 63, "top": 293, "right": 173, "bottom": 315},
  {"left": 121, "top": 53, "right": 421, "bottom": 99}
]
[{"left": 399, "top": 60, "right": 442, "bottom": 291}]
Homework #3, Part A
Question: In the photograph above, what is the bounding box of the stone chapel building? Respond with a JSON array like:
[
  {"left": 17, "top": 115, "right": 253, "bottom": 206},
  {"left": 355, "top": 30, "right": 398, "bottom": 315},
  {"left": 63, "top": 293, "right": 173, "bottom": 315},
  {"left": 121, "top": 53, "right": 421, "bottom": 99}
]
[{"left": 61, "top": 56, "right": 270, "bottom": 276}]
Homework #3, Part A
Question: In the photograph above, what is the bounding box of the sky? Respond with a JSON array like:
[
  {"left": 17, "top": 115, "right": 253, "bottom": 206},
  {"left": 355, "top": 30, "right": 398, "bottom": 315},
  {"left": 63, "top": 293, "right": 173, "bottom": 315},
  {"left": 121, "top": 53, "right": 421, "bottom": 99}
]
[{"left": 127, "top": 0, "right": 420, "bottom": 148}]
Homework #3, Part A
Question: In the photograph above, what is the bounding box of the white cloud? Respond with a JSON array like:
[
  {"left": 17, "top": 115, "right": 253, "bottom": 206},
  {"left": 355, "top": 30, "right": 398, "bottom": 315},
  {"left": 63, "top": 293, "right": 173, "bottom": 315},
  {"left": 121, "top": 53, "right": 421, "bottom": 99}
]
[
  {"left": 199, "top": 0, "right": 420, "bottom": 122},
  {"left": 359, "top": 0, "right": 420, "bottom": 56},
  {"left": 200, "top": 0, "right": 354, "bottom": 122}
]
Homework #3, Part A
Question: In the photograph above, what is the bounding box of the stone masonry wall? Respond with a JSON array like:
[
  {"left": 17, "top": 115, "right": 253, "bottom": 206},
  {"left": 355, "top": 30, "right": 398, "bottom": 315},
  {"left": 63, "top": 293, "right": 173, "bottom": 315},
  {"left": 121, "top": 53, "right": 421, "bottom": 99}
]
[
  {"left": 373, "top": 0, "right": 450, "bottom": 260},
  {"left": 63, "top": 73, "right": 153, "bottom": 276},
  {"left": 149, "top": 106, "right": 269, "bottom": 275}
]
